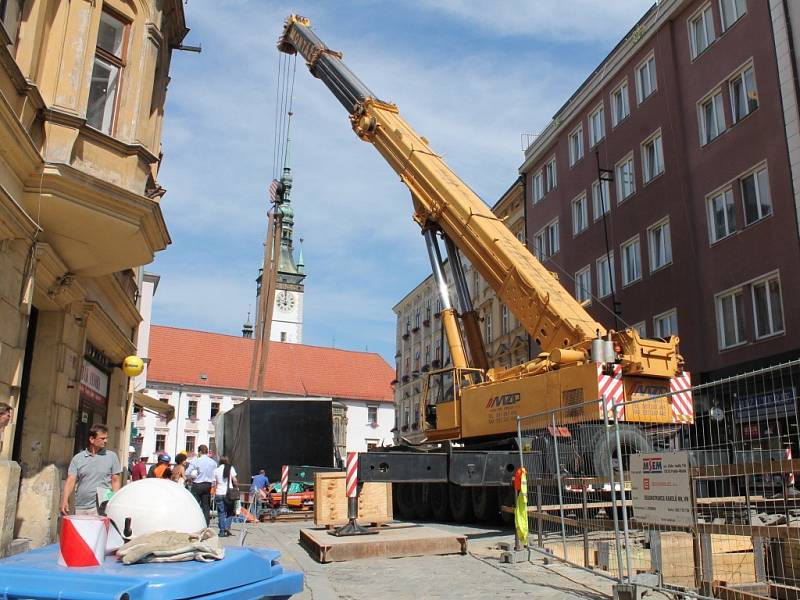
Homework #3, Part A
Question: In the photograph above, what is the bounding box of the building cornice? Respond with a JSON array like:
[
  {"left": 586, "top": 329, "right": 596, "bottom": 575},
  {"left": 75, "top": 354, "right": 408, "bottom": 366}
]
[{"left": 83, "top": 300, "right": 137, "bottom": 362}]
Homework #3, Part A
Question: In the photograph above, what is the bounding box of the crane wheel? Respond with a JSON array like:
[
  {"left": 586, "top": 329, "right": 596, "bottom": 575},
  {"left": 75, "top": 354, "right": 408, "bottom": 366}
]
[
  {"left": 395, "top": 482, "right": 417, "bottom": 519},
  {"left": 413, "top": 483, "right": 432, "bottom": 520},
  {"left": 429, "top": 483, "right": 451, "bottom": 521},
  {"left": 448, "top": 484, "right": 475, "bottom": 523},
  {"left": 470, "top": 486, "right": 499, "bottom": 522}
]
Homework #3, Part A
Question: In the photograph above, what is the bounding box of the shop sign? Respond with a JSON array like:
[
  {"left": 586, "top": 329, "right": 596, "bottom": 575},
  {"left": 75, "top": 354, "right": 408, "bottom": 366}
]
[
  {"left": 630, "top": 451, "right": 694, "bottom": 527},
  {"left": 734, "top": 387, "right": 796, "bottom": 421},
  {"left": 80, "top": 361, "right": 109, "bottom": 408}
]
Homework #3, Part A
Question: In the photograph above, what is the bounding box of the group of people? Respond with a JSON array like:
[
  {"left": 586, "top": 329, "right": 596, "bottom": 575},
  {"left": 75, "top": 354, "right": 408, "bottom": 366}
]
[{"left": 60, "top": 425, "right": 240, "bottom": 538}]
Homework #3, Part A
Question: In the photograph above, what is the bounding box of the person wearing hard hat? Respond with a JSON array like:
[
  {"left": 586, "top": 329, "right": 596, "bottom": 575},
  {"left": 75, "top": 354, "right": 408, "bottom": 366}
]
[
  {"left": 148, "top": 453, "right": 173, "bottom": 479},
  {"left": 61, "top": 424, "right": 121, "bottom": 516}
]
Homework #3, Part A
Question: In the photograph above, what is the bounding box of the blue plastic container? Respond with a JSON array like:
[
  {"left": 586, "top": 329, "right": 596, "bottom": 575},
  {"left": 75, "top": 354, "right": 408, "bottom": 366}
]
[{"left": 0, "top": 544, "right": 303, "bottom": 600}]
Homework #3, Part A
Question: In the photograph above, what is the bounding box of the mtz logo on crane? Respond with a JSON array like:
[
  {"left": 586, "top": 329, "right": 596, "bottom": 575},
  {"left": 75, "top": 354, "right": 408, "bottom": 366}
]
[{"left": 486, "top": 393, "right": 521, "bottom": 408}]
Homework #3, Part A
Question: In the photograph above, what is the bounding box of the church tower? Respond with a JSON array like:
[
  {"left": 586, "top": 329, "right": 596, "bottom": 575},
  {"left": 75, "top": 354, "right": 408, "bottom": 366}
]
[{"left": 256, "top": 124, "right": 306, "bottom": 343}]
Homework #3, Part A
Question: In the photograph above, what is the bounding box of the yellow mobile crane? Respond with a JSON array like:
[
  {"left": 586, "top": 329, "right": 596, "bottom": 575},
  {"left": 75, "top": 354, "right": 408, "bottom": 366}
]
[{"left": 278, "top": 15, "right": 693, "bottom": 521}]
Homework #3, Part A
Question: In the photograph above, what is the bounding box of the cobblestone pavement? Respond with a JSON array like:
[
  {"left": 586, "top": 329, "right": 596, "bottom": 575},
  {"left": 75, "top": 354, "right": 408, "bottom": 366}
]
[{"left": 220, "top": 519, "right": 673, "bottom": 599}]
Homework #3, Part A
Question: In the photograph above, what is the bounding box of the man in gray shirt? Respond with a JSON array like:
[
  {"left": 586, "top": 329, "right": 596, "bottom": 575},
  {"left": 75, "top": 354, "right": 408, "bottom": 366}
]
[{"left": 61, "top": 424, "right": 121, "bottom": 515}]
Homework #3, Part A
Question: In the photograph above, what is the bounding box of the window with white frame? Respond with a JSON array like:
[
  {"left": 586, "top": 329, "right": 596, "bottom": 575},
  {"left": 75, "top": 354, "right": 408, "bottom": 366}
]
[
  {"left": 699, "top": 91, "right": 725, "bottom": 145},
  {"left": 611, "top": 81, "right": 630, "bottom": 127},
  {"left": 719, "top": 0, "right": 746, "bottom": 31},
  {"left": 740, "top": 166, "right": 771, "bottom": 225},
  {"left": 752, "top": 273, "right": 784, "bottom": 339},
  {"left": 596, "top": 253, "right": 615, "bottom": 299},
  {"left": 532, "top": 170, "right": 544, "bottom": 203},
  {"left": 636, "top": 54, "right": 657, "bottom": 103},
  {"left": 546, "top": 219, "right": 559, "bottom": 256},
  {"left": 572, "top": 193, "right": 588, "bottom": 235},
  {"left": 545, "top": 157, "right": 557, "bottom": 192},
  {"left": 588, "top": 104, "right": 605, "bottom": 147},
  {"left": 185, "top": 435, "right": 196, "bottom": 453},
  {"left": 654, "top": 309, "right": 678, "bottom": 337},
  {"left": 535, "top": 220, "right": 559, "bottom": 258},
  {"left": 592, "top": 179, "right": 611, "bottom": 219},
  {"left": 632, "top": 321, "right": 647, "bottom": 338},
  {"left": 501, "top": 304, "right": 509, "bottom": 335},
  {"left": 485, "top": 312, "right": 493, "bottom": 343},
  {"left": 715, "top": 287, "right": 745, "bottom": 349},
  {"left": 707, "top": 188, "right": 736, "bottom": 242},
  {"left": 533, "top": 231, "right": 545, "bottom": 260},
  {"left": 642, "top": 132, "right": 664, "bottom": 183},
  {"left": 648, "top": 218, "right": 672, "bottom": 271},
  {"left": 575, "top": 266, "right": 591, "bottom": 304},
  {"left": 616, "top": 154, "right": 636, "bottom": 201},
  {"left": 621, "top": 236, "right": 642, "bottom": 286},
  {"left": 367, "top": 406, "right": 378, "bottom": 425},
  {"left": 689, "top": 4, "right": 715, "bottom": 59},
  {"left": 87, "top": 11, "right": 128, "bottom": 134},
  {"left": 730, "top": 66, "right": 758, "bottom": 123},
  {"left": 569, "top": 125, "right": 584, "bottom": 166}
]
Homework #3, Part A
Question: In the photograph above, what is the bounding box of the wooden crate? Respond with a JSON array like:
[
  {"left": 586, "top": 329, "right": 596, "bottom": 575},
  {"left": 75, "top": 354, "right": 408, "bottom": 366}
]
[{"left": 313, "top": 471, "right": 393, "bottom": 527}]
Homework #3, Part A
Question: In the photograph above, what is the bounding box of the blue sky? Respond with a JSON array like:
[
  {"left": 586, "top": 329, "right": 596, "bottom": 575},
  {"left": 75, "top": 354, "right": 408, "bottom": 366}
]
[{"left": 152, "top": 0, "right": 657, "bottom": 365}]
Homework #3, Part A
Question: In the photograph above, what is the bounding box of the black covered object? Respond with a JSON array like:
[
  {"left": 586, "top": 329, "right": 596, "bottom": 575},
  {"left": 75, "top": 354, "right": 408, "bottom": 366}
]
[{"left": 222, "top": 398, "right": 334, "bottom": 482}]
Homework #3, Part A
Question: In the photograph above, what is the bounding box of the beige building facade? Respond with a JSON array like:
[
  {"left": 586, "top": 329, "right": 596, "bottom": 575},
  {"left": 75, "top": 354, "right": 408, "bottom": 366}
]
[
  {"left": 392, "top": 180, "right": 530, "bottom": 440},
  {"left": 0, "top": 0, "right": 187, "bottom": 556}
]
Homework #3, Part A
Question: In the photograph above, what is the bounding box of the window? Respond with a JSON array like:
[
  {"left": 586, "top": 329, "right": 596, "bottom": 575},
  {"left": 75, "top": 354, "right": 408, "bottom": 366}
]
[
  {"left": 367, "top": 406, "right": 378, "bottom": 425},
  {"left": 596, "top": 253, "right": 615, "bottom": 299},
  {"left": 1, "top": 0, "right": 23, "bottom": 49},
  {"left": 752, "top": 274, "right": 784, "bottom": 338},
  {"left": 485, "top": 312, "right": 493, "bottom": 343},
  {"left": 730, "top": 66, "right": 758, "bottom": 123},
  {"left": 621, "top": 236, "right": 642, "bottom": 286},
  {"left": 615, "top": 154, "right": 636, "bottom": 201},
  {"left": 155, "top": 434, "right": 165, "bottom": 453},
  {"left": 572, "top": 193, "right": 588, "bottom": 235},
  {"left": 546, "top": 220, "right": 559, "bottom": 256},
  {"left": 414, "top": 308, "right": 420, "bottom": 329},
  {"left": 648, "top": 218, "right": 672, "bottom": 271},
  {"left": 532, "top": 171, "right": 544, "bottom": 203},
  {"left": 636, "top": 54, "right": 657, "bottom": 103},
  {"left": 740, "top": 167, "right": 771, "bottom": 225},
  {"left": 699, "top": 91, "right": 725, "bottom": 145},
  {"left": 280, "top": 332, "right": 287, "bottom": 342},
  {"left": 588, "top": 104, "right": 605, "bottom": 147},
  {"left": 569, "top": 125, "right": 584, "bottom": 166},
  {"left": 366, "top": 440, "right": 379, "bottom": 451},
  {"left": 87, "top": 11, "right": 128, "bottom": 134},
  {"left": 654, "top": 309, "right": 678, "bottom": 337},
  {"left": 414, "top": 350, "right": 420, "bottom": 371},
  {"left": 545, "top": 157, "right": 557, "bottom": 192},
  {"left": 611, "top": 81, "right": 630, "bottom": 127},
  {"left": 575, "top": 266, "right": 591, "bottom": 304},
  {"left": 592, "top": 179, "right": 611, "bottom": 219},
  {"left": 715, "top": 288, "right": 745, "bottom": 348},
  {"left": 501, "top": 305, "right": 509, "bottom": 335},
  {"left": 689, "top": 4, "right": 715, "bottom": 58},
  {"left": 185, "top": 435, "right": 196, "bottom": 453},
  {"left": 707, "top": 188, "right": 736, "bottom": 242},
  {"left": 632, "top": 322, "right": 647, "bottom": 338},
  {"left": 535, "top": 220, "right": 559, "bottom": 259},
  {"left": 210, "top": 402, "right": 220, "bottom": 418},
  {"left": 719, "top": 0, "right": 746, "bottom": 31},
  {"left": 187, "top": 400, "right": 197, "bottom": 419},
  {"left": 642, "top": 132, "right": 664, "bottom": 183},
  {"left": 209, "top": 437, "right": 217, "bottom": 456}
]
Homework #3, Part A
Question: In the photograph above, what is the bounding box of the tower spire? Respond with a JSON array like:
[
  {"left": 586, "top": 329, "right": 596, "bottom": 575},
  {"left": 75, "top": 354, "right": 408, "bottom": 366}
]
[{"left": 276, "top": 112, "right": 303, "bottom": 283}]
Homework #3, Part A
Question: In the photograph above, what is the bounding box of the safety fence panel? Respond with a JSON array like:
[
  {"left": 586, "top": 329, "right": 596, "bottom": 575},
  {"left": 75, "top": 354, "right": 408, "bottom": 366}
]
[{"left": 518, "top": 358, "right": 800, "bottom": 600}]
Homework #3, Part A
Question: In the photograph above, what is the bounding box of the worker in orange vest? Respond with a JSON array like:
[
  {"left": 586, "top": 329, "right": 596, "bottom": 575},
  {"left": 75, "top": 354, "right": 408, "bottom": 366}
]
[{"left": 147, "top": 453, "right": 173, "bottom": 479}]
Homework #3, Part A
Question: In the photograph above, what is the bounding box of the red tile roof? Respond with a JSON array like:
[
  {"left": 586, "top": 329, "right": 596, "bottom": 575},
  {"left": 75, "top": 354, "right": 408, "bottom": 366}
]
[{"left": 147, "top": 325, "right": 394, "bottom": 403}]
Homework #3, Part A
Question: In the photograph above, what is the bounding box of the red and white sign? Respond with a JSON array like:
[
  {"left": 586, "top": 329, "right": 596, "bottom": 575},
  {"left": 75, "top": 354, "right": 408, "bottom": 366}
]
[
  {"left": 58, "top": 515, "right": 109, "bottom": 567},
  {"left": 80, "top": 362, "right": 109, "bottom": 408},
  {"left": 670, "top": 372, "right": 693, "bottom": 423},
  {"left": 345, "top": 452, "right": 358, "bottom": 498},
  {"left": 597, "top": 364, "right": 625, "bottom": 421}
]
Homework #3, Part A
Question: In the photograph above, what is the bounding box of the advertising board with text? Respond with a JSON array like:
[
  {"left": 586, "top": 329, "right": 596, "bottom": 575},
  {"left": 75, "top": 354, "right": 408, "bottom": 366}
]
[{"left": 630, "top": 451, "right": 693, "bottom": 528}]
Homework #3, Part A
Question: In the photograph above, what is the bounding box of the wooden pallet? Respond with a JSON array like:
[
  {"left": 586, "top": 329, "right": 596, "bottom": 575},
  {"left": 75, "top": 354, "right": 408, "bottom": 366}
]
[
  {"left": 314, "top": 472, "right": 393, "bottom": 527},
  {"left": 299, "top": 522, "right": 467, "bottom": 563}
]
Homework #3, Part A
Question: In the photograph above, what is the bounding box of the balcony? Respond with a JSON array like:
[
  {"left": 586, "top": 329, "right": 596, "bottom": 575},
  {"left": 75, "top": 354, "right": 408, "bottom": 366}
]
[
  {"left": 411, "top": 326, "right": 420, "bottom": 333},
  {"left": 431, "top": 359, "right": 441, "bottom": 368},
  {"left": 402, "top": 375, "right": 410, "bottom": 383},
  {"left": 421, "top": 364, "right": 430, "bottom": 373},
  {"left": 423, "top": 319, "right": 430, "bottom": 327},
  {"left": 402, "top": 332, "right": 410, "bottom": 340}
]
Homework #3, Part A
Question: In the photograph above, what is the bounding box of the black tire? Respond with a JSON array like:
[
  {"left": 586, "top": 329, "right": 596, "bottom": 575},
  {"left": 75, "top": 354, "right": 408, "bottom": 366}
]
[
  {"left": 448, "top": 484, "right": 475, "bottom": 523},
  {"left": 591, "top": 426, "right": 652, "bottom": 479},
  {"left": 395, "top": 482, "right": 417, "bottom": 520},
  {"left": 471, "top": 486, "right": 499, "bottom": 522},
  {"left": 413, "top": 483, "right": 432, "bottom": 520},
  {"left": 496, "top": 485, "right": 515, "bottom": 525},
  {"left": 430, "top": 483, "right": 451, "bottom": 521}
]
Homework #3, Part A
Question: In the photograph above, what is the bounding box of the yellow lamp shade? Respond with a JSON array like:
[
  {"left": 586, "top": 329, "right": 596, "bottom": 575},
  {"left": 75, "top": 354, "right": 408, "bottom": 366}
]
[{"left": 122, "top": 355, "right": 144, "bottom": 377}]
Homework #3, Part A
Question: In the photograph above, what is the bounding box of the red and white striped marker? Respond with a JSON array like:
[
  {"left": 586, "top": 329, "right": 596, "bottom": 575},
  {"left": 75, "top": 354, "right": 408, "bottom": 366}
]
[
  {"left": 281, "top": 465, "right": 289, "bottom": 491},
  {"left": 787, "top": 448, "right": 795, "bottom": 486},
  {"left": 58, "top": 515, "right": 109, "bottom": 567},
  {"left": 346, "top": 452, "right": 358, "bottom": 498}
]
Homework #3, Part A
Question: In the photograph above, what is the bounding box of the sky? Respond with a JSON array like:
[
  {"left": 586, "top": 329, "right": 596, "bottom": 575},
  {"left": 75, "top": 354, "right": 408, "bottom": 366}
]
[{"left": 152, "top": 0, "right": 657, "bottom": 365}]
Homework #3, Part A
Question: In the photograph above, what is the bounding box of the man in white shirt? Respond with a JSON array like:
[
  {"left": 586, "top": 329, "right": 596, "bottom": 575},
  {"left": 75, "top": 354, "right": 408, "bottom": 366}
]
[{"left": 186, "top": 444, "right": 217, "bottom": 525}]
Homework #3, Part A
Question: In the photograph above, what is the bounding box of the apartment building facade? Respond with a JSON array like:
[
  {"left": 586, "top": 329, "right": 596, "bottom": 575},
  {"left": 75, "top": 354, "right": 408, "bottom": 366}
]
[
  {"left": 0, "top": 1, "right": 187, "bottom": 555},
  {"left": 521, "top": 0, "right": 800, "bottom": 393}
]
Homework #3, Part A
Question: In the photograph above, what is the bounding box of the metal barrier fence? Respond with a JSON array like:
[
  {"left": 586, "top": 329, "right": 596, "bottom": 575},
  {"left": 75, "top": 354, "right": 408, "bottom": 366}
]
[{"left": 517, "top": 359, "right": 800, "bottom": 600}]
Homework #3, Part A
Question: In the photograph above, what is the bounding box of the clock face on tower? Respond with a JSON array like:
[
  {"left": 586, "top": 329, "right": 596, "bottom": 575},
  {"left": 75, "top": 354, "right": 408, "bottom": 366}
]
[{"left": 276, "top": 290, "right": 296, "bottom": 312}]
